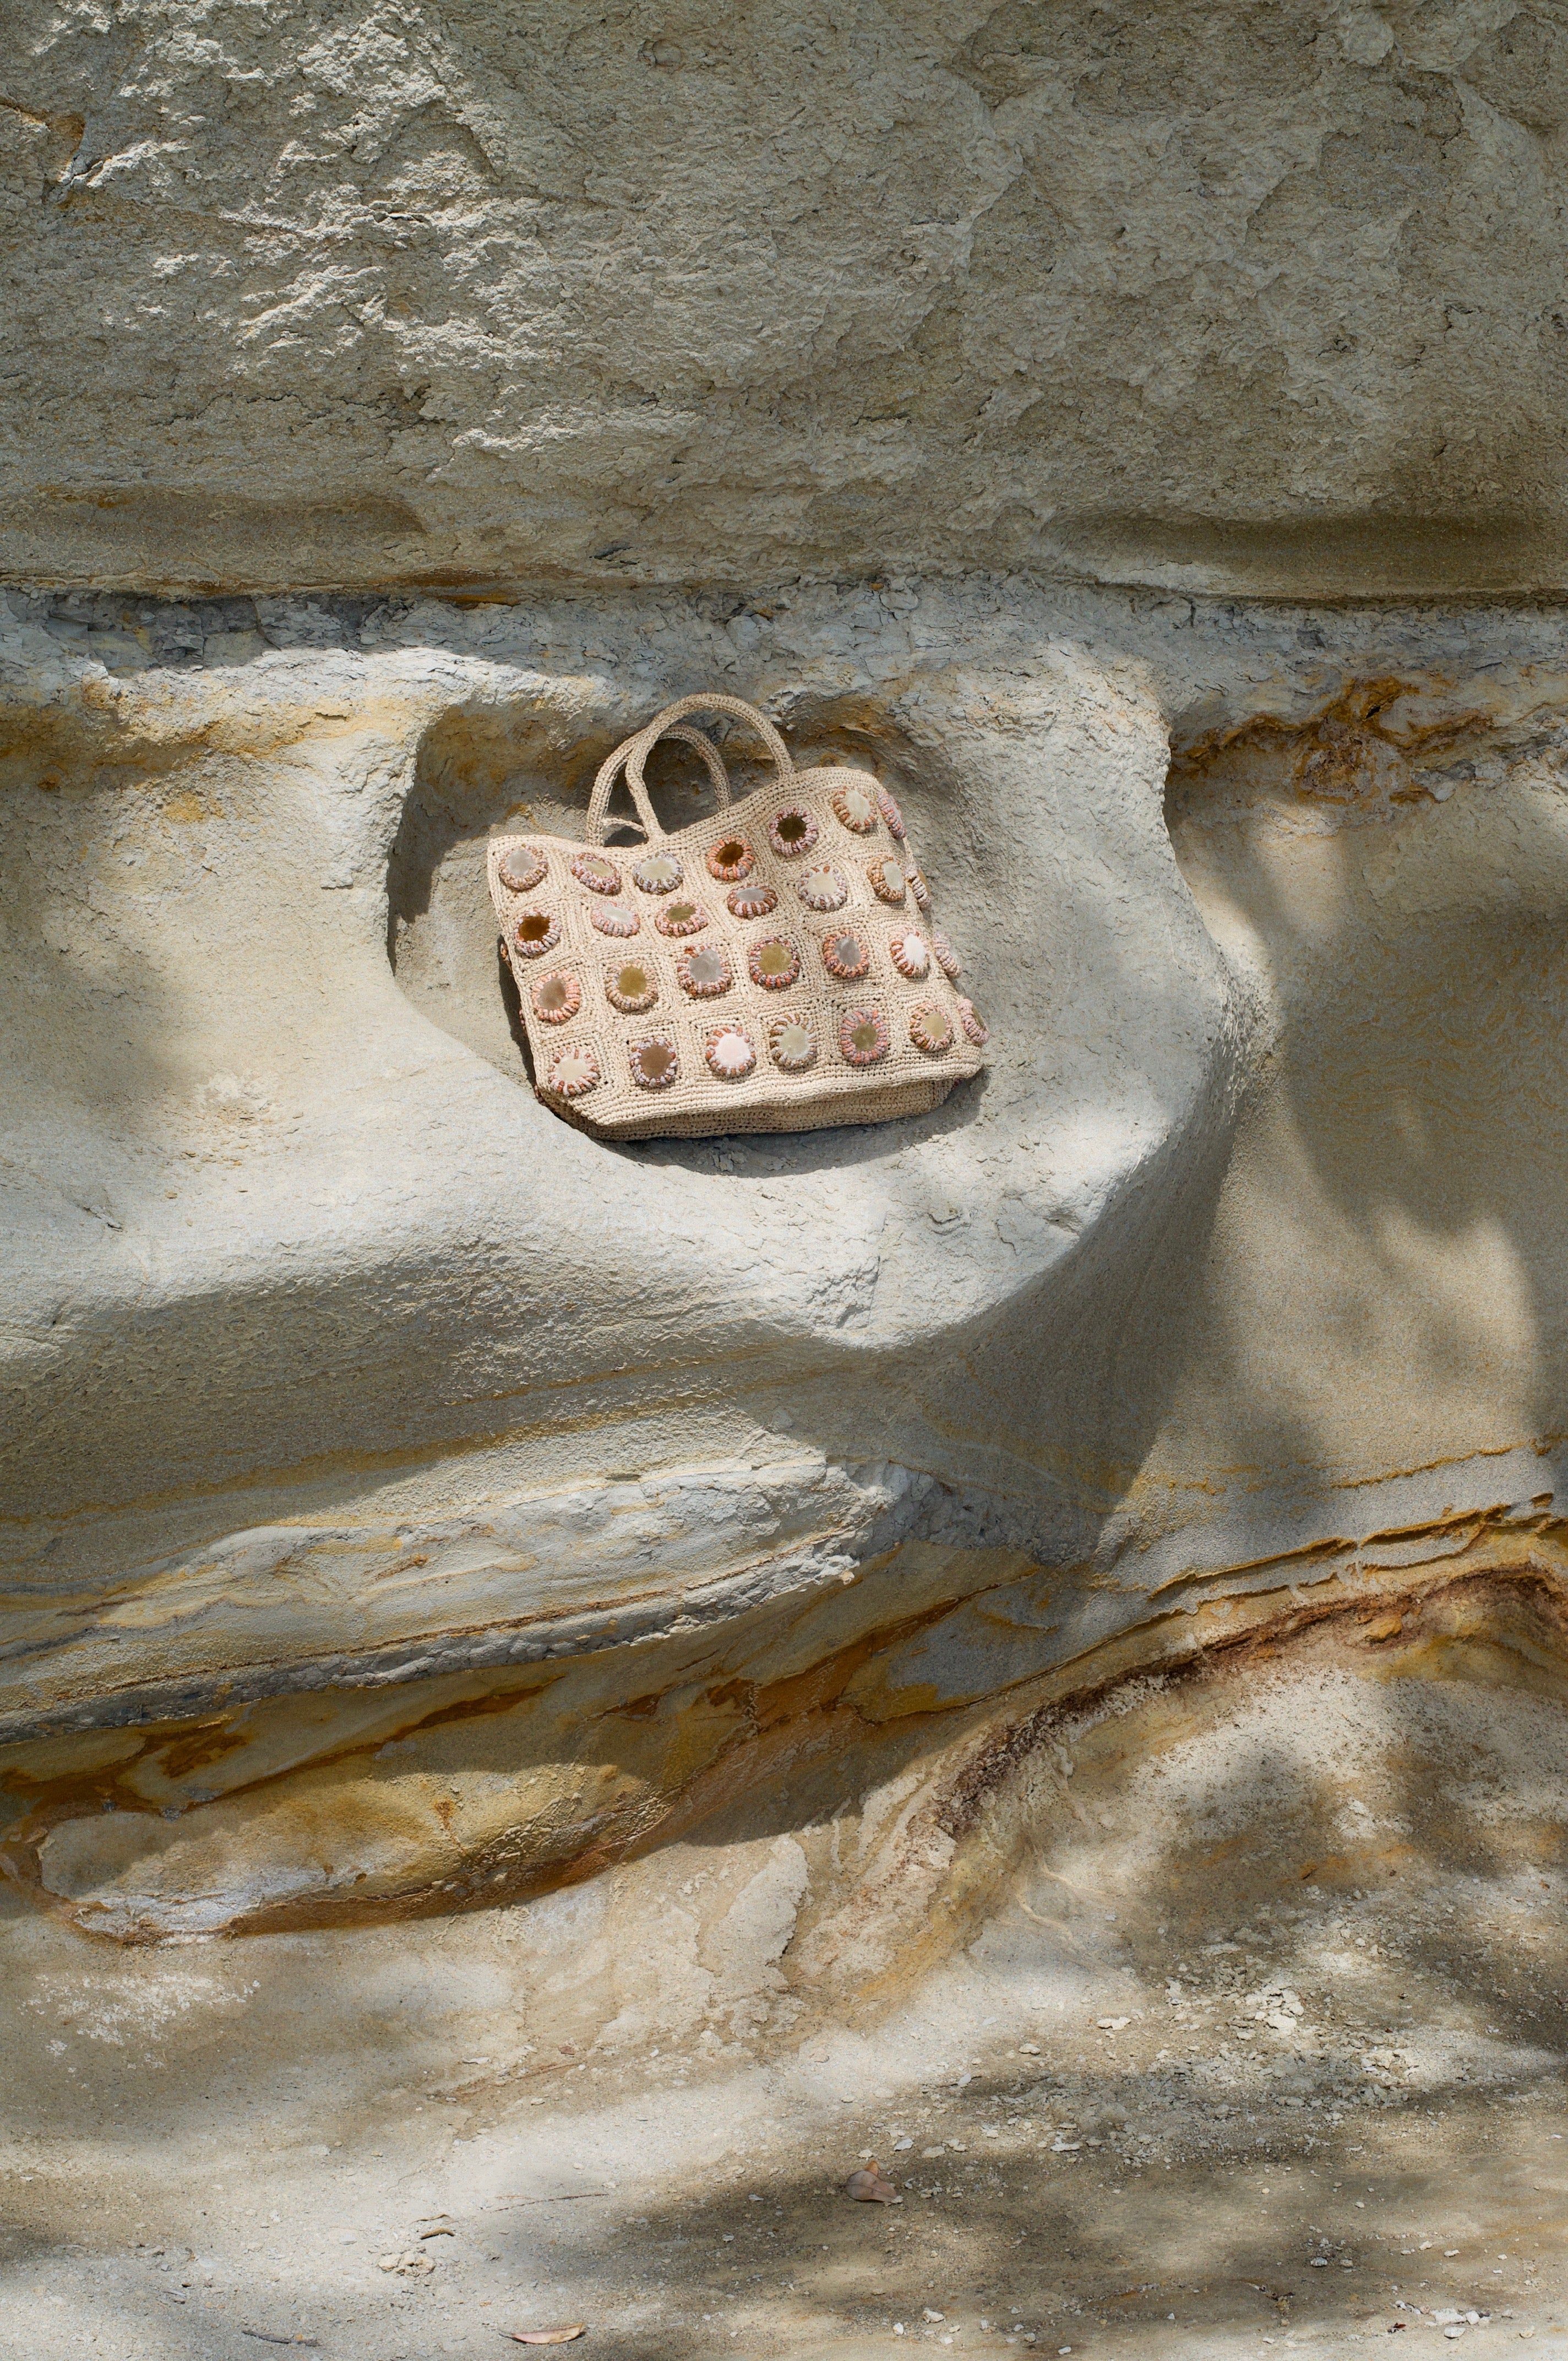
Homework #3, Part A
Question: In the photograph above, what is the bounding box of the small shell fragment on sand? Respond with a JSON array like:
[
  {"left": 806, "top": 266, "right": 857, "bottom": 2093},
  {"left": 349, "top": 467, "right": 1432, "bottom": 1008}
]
[
  {"left": 508, "top": 2330, "right": 586, "bottom": 2346},
  {"left": 845, "top": 2159, "right": 900, "bottom": 2203}
]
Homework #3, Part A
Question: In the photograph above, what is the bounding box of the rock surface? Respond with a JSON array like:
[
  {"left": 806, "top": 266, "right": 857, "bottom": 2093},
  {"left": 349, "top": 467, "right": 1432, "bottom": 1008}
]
[
  {"left": 7, "top": 578, "right": 1568, "bottom": 1928},
  {"left": 5, "top": 1, "right": 1568, "bottom": 595}
]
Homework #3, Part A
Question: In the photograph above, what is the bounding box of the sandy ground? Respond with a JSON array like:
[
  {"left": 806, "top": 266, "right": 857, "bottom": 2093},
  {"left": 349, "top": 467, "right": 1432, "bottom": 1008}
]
[{"left": 7, "top": 1646, "right": 1568, "bottom": 2361}]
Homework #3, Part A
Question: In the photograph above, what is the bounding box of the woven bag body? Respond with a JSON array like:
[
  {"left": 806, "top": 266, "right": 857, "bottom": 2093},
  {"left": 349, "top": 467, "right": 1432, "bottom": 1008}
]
[{"left": 487, "top": 695, "right": 987, "bottom": 1141}]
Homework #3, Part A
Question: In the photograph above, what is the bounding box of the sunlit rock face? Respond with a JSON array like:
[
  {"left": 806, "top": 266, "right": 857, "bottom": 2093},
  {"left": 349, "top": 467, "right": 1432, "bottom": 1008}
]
[
  {"left": 3, "top": 0, "right": 1568, "bottom": 596},
  {"left": 5, "top": 582, "right": 1568, "bottom": 1938}
]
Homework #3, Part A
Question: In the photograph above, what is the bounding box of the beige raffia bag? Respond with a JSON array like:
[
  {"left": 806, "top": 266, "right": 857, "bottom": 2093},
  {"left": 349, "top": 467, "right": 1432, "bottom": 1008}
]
[{"left": 487, "top": 694, "right": 987, "bottom": 1140}]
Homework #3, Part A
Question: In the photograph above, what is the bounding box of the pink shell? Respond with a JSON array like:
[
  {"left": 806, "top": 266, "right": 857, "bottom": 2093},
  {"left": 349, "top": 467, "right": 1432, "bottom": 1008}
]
[
  {"left": 514, "top": 910, "right": 560, "bottom": 959},
  {"left": 904, "top": 862, "right": 932, "bottom": 911},
  {"left": 654, "top": 897, "right": 709, "bottom": 938},
  {"left": 932, "top": 929, "right": 960, "bottom": 980},
  {"left": 498, "top": 845, "right": 548, "bottom": 895},
  {"left": 957, "top": 996, "right": 988, "bottom": 1047},
  {"left": 839, "top": 1007, "right": 890, "bottom": 1067},
  {"left": 705, "top": 1024, "right": 756, "bottom": 1081},
  {"left": 797, "top": 863, "right": 848, "bottom": 912},
  {"left": 877, "top": 787, "right": 906, "bottom": 839},
  {"left": 591, "top": 904, "right": 640, "bottom": 938},
  {"left": 748, "top": 937, "right": 800, "bottom": 990},
  {"left": 570, "top": 851, "right": 621, "bottom": 895},
  {"left": 867, "top": 857, "right": 906, "bottom": 906},
  {"left": 706, "top": 834, "right": 755, "bottom": 883},
  {"left": 633, "top": 852, "right": 683, "bottom": 894},
  {"left": 628, "top": 1033, "right": 679, "bottom": 1090},
  {"left": 820, "top": 929, "right": 870, "bottom": 982},
  {"left": 831, "top": 779, "right": 880, "bottom": 833},
  {"left": 531, "top": 970, "right": 581, "bottom": 1025},
  {"left": 908, "top": 1002, "right": 953, "bottom": 1056},
  {"left": 728, "top": 882, "right": 778, "bottom": 920},
  {"left": 547, "top": 1043, "right": 600, "bottom": 1099},
  {"left": 767, "top": 806, "right": 818, "bottom": 858},
  {"left": 889, "top": 931, "right": 930, "bottom": 981},
  {"left": 677, "top": 942, "right": 733, "bottom": 998}
]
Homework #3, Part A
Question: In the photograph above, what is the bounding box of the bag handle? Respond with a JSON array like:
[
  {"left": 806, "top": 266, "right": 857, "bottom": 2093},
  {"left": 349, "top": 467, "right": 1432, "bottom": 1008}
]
[
  {"left": 586, "top": 721, "right": 730, "bottom": 846},
  {"left": 587, "top": 695, "right": 794, "bottom": 845}
]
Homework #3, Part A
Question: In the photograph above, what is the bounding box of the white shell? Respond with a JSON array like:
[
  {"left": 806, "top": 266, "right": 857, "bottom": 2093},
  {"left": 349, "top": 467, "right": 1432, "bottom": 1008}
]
[
  {"left": 547, "top": 1044, "right": 600, "bottom": 1098},
  {"left": 797, "top": 863, "right": 849, "bottom": 912},
  {"left": 591, "top": 904, "right": 640, "bottom": 938},
  {"left": 498, "top": 846, "right": 548, "bottom": 895},
  {"left": 570, "top": 851, "right": 621, "bottom": 895},
  {"left": 889, "top": 931, "right": 930, "bottom": 980},
  {"left": 831, "top": 780, "right": 879, "bottom": 833},
  {"left": 679, "top": 943, "right": 732, "bottom": 997},
  {"left": 633, "top": 852, "right": 683, "bottom": 893}
]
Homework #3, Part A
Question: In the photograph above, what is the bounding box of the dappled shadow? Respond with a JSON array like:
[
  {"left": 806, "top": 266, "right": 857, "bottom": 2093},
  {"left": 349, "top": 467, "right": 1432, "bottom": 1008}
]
[{"left": 1158, "top": 677, "right": 1568, "bottom": 1543}]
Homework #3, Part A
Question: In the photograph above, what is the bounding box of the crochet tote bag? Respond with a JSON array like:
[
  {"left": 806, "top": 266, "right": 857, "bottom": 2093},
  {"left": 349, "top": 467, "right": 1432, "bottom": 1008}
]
[{"left": 487, "top": 694, "right": 987, "bottom": 1141}]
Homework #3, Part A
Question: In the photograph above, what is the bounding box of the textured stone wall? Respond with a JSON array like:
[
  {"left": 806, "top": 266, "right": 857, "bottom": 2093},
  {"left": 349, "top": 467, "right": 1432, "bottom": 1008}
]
[{"left": 4, "top": 0, "right": 1568, "bottom": 595}]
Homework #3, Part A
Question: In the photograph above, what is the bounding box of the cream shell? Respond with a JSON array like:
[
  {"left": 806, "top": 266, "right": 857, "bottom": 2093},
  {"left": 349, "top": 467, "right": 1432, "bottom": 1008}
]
[{"left": 498, "top": 846, "right": 548, "bottom": 895}]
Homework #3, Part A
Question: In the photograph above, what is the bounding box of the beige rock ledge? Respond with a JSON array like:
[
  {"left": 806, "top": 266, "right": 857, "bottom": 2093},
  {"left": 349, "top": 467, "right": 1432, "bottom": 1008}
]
[{"left": 6, "top": 577, "right": 1568, "bottom": 1934}]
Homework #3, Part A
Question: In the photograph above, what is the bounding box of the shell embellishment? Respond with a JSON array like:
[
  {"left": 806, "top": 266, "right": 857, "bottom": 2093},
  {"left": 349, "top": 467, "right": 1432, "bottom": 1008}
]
[
  {"left": 767, "top": 806, "right": 818, "bottom": 858},
  {"left": 570, "top": 851, "right": 621, "bottom": 895},
  {"left": 591, "top": 903, "right": 640, "bottom": 938},
  {"left": 831, "top": 779, "right": 879, "bottom": 833},
  {"left": 889, "top": 931, "right": 930, "bottom": 981},
  {"left": 628, "top": 1034, "right": 679, "bottom": 1091},
  {"left": 633, "top": 852, "right": 683, "bottom": 894},
  {"left": 768, "top": 1017, "right": 816, "bottom": 1073},
  {"left": 705, "top": 1024, "right": 756, "bottom": 1081},
  {"left": 957, "top": 996, "right": 989, "bottom": 1047},
  {"left": 932, "top": 929, "right": 960, "bottom": 980},
  {"left": 839, "top": 1007, "right": 891, "bottom": 1067},
  {"left": 820, "top": 929, "right": 870, "bottom": 982},
  {"left": 678, "top": 942, "right": 732, "bottom": 998},
  {"left": 867, "top": 856, "right": 906, "bottom": 906},
  {"left": 797, "top": 863, "right": 848, "bottom": 912},
  {"left": 748, "top": 937, "right": 800, "bottom": 991},
  {"left": 904, "top": 862, "right": 932, "bottom": 912},
  {"left": 606, "top": 958, "right": 658, "bottom": 1014},
  {"left": 908, "top": 1002, "right": 954, "bottom": 1056},
  {"left": 727, "top": 882, "right": 777, "bottom": 921},
  {"left": 498, "top": 846, "right": 547, "bottom": 895},
  {"left": 706, "top": 834, "right": 755, "bottom": 883},
  {"left": 514, "top": 910, "right": 560, "bottom": 958},
  {"left": 547, "top": 1043, "right": 600, "bottom": 1099},
  {"left": 877, "top": 786, "right": 907, "bottom": 839},
  {"left": 654, "top": 897, "right": 708, "bottom": 938},
  {"left": 532, "top": 971, "right": 581, "bottom": 1025}
]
